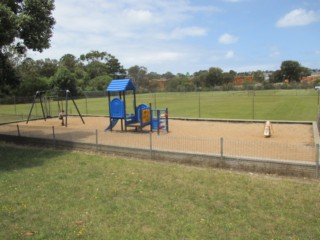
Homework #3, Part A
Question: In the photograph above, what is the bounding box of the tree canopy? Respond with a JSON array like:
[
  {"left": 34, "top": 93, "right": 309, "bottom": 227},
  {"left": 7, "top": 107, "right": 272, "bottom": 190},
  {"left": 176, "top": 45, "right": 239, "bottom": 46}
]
[
  {"left": 0, "top": 0, "right": 55, "bottom": 96},
  {"left": 0, "top": 0, "right": 55, "bottom": 53},
  {"left": 270, "top": 60, "right": 312, "bottom": 83}
]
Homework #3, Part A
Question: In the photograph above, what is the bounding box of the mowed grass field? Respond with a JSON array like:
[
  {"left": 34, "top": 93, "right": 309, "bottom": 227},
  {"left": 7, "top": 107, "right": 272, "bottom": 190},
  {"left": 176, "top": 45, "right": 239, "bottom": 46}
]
[
  {"left": 0, "top": 89, "right": 319, "bottom": 122},
  {"left": 1, "top": 143, "right": 320, "bottom": 239}
]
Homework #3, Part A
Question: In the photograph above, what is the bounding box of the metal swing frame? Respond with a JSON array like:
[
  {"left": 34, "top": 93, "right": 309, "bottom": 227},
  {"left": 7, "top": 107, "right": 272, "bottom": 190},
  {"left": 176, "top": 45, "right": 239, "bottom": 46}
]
[{"left": 26, "top": 89, "right": 85, "bottom": 127}]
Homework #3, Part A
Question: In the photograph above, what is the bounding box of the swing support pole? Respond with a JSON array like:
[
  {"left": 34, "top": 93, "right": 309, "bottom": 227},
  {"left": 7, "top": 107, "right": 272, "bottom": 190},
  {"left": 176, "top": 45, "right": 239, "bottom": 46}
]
[
  {"left": 68, "top": 90, "right": 85, "bottom": 124},
  {"left": 26, "top": 91, "right": 47, "bottom": 124},
  {"left": 27, "top": 89, "right": 85, "bottom": 127},
  {"left": 65, "top": 90, "right": 69, "bottom": 127},
  {"left": 62, "top": 89, "right": 85, "bottom": 127}
]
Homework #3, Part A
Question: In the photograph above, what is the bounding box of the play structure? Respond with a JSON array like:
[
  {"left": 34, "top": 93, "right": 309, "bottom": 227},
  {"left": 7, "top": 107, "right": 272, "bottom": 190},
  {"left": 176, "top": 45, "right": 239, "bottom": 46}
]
[
  {"left": 26, "top": 90, "right": 85, "bottom": 127},
  {"left": 105, "top": 79, "right": 168, "bottom": 134}
]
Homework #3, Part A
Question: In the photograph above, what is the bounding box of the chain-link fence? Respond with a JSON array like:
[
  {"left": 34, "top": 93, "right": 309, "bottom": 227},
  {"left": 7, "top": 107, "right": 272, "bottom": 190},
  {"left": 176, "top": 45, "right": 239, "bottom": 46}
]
[
  {"left": 0, "top": 123, "right": 318, "bottom": 178},
  {"left": 0, "top": 89, "right": 319, "bottom": 122},
  {"left": 1, "top": 90, "right": 319, "bottom": 177}
]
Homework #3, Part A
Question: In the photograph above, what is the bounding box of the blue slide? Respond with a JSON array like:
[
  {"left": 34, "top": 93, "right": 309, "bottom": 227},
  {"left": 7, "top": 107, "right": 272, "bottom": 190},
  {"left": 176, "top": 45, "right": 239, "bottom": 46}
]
[{"left": 105, "top": 118, "right": 119, "bottom": 131}]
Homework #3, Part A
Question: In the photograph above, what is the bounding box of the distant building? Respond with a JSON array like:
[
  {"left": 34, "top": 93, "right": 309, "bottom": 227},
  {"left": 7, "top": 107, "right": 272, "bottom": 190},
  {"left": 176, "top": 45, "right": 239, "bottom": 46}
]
[
  {"left": 263, "top": 72, "right": 270, "bottom": 81},
  {"left": 311, "top": 71, "right": 320, "bottom": 77},
  {"left": 301, "top": 76, "right": 319, "bottom": 84},
  {"left": 233, "top": 75, "right": 254, "bottom": 85},
  {"left": 301, "top": 71, "right": 320, "bottom": 84}
]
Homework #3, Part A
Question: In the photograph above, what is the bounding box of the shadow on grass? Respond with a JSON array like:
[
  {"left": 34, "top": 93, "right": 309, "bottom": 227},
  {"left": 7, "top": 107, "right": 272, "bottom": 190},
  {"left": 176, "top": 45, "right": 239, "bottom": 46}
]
[{"left": 0, "top": 143, "right": 65, "bottom": 172}]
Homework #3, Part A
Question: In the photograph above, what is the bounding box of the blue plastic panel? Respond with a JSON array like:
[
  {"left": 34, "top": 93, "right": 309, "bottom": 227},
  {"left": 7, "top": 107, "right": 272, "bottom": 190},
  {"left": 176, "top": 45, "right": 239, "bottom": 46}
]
[
  {"left": 106, "top": 79, "right": 136, "bottom": 92},
  {"left": 110, "top": 98, "right": 125, "bottom": 118}
]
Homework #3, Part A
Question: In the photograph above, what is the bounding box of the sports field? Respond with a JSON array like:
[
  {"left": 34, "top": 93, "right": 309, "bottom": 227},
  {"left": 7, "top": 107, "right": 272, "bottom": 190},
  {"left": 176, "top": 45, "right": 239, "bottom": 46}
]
[{"left": 0, "top": 89, "right": 319, "bottom": 122}]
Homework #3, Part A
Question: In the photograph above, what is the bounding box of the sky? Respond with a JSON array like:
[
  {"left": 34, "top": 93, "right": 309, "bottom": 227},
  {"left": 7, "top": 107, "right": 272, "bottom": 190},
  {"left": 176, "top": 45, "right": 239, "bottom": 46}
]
[{"left": 30, "top": 0, "right": 320, "bottom": 74}]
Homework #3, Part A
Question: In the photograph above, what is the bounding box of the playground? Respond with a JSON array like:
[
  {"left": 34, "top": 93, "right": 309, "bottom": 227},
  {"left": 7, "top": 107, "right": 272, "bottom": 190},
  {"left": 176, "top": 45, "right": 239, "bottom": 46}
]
[
  {"left": 0, "top": 79, "right": 317, "bottom": 164},
  {"left": 1, "top": 115, "right": 314, "bottom": 163},
  {"left": 16, "top": 115, "right": 313, "bottom": 144}
]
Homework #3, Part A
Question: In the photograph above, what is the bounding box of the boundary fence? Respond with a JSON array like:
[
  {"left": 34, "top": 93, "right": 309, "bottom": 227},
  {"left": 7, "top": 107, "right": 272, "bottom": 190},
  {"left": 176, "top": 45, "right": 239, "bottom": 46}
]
[
  {"left": 0, "top": 89, "right": 319, "bottom": 121},
  {"left": 0, "top": 120, "right": 319, "bottom": 178}
]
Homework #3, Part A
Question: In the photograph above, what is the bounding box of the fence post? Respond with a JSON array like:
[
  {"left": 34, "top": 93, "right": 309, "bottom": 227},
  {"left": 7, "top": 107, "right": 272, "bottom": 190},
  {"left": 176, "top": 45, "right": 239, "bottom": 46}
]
[
  {"left": 252, "top": 90, "right": 255, "bottom": 120},
  {"left": 220, "top": 137, "right": 224, "bottom": 159},
  {"left": 198, "top": 91, "right": 201, "bottom": 118},
  {"left": 52, "top": 126, "right": 56, "bottom": 148},
  {"left": 149, "top": 131, "right": 153, "bottom": 159},
  {"left": 85, "top": 97, "right": 88, "bottom": 115},
  {"left": 316, "top": 144, "right": 319, "bottom": 178},
  {"left": 16, "top": 125, "right": 20, "bottom": 137},
  {"left": 14, "top": 96, "right": 17, "bottom": 115},
  {"left": 95, "top": 129, "right": 98, "bottom": 151}
]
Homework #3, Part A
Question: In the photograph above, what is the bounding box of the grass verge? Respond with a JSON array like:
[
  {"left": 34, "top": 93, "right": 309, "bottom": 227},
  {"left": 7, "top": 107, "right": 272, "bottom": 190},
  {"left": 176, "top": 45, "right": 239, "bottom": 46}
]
[{"left": 0, "top": 143, "right": 320, "bottom": 239}]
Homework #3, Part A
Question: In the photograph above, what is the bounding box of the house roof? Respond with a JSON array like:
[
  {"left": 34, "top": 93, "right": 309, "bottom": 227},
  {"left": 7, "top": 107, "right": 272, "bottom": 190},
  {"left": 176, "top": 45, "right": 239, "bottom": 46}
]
[{"left": 106, "top": 79, "right": 136, "bottom": 92}]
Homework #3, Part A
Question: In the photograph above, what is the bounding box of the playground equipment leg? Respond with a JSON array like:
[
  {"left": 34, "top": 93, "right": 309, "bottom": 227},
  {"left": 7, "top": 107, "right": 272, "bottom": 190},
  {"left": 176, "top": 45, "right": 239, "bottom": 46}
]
[
  {"left": 26, "top": 91, "right": 47, "bottom": 124},
  {"left": 69, "top": 93, "right": 85, "bottom": 124},
  {"left": 39, "top": 94, "right": 46, "bottom": 121},
  {"left": 65, "top": 90, "right": 68, "bottom": 127},
  {"left": 26, "top": 94, "right": 37, "bottom": 124},
  {"left": 165, "top": 108, "right": 169, "bottom": 133},
  {"left": 157, "top": 110, "right": 160, "bottom": 135}
]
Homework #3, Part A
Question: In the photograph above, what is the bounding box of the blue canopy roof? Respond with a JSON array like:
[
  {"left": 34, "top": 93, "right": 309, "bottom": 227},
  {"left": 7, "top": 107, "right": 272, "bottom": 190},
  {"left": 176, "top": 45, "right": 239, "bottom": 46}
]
[{"left": 106, "top": 79, "right": 136, "bottom": 92}]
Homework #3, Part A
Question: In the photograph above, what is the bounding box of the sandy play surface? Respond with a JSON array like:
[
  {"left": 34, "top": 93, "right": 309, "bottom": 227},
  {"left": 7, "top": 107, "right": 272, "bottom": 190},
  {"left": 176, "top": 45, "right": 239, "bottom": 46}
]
[
  {"left": 21, "top": 116, "right": 314, "bottom": 144},
  {"left": 0, "top": 116, "right": 316, "bottom": 162}
]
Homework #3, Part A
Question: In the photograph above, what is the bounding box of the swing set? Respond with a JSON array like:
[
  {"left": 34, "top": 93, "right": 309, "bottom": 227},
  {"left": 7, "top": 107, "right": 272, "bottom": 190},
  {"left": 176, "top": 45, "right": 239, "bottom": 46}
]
[{"left": 26, "top": 89, "right": 85, "bottom": 127}]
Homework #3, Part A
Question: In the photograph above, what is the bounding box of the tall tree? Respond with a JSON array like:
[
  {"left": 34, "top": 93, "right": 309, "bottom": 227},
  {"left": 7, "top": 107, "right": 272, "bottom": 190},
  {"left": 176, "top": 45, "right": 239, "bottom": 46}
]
[
  {"left": 16, "top": 58, "right": 51, "bottom": 96},
  {"left": 80, "top": 50, "right": 126, "bottom": 79},
  {"left": 0, "top": 0, "right": 55, "bottom": 53},
  {"left": 106, "top": 54, "right": 126, "bottom": 78},
  {"left": 162, "top": 72, "right": 175, "bottom": 79},
  {"left": 206, "top": 67, "right": 223, "bottom": 87},
  {"left": 0, "top": 53, "right": 19, "bottom": 96},
  {"left": 192, "top": 70, "right": 207, "bottom": 89},
  {"left": 253, "top": 70, "right": 265, "bottom": 83},
  {"left": 51, "top": 66, "right": 78, "bottom": 95},
  {"left": 37, "top": 58, "right": 58, "bottom": 78},
  {"left": 80, "top": 51, "right": 107, "bottom": 63},
  {"left": 59, "top": 54, "right": 78, "bottom": 72},
  {"left": 280, "top": 60, "right": 303, "bottom": 82},
  {"left": 128, "top": 65, "right": 148, "bottom": 90},
  {"left": 0, "top": 0, "right": 55, "bottom": 96},
  {"left": 269, "top": 70, "right": 283, "bottom": 83}
]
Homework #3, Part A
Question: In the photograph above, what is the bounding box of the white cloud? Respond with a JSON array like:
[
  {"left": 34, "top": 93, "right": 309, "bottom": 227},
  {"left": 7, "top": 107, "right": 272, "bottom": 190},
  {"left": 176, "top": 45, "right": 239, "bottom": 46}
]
[
  {"left": 218, "top": 33, "right": 239, "bottom": 44},
  {"left": 276, "top": 8, "right": 320, "bottom": 27},
  {"left": 225, "top": 50, "right": 235, "bottom": 59},
  {"left": 128, "top": 51, "right": 185, "bottom": 64},
  {"left": 269, "top": 47, "right": 281, "bottom": 57},
  {"left": 29, "top": 0, "right": 320, "bottom": 74},
  {"left": 122, "top": 9, "right": 153, "bottom": 24},
  {"left": 223, "top": 0, "right": 242, "bottom": 2},
  {"left": 44, "top": 0, "right": 215, "bottom": 67},
  {"left": 157, "top": 27, "right": 208, "bottom": 40}
]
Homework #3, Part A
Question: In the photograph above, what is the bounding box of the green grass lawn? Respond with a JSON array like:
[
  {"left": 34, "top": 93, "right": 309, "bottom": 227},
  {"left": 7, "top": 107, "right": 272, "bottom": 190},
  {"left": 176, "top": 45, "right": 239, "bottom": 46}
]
[
  {"left": 0, "top": 89, "right": 319, "bottom": 122},
  {"left": 1, "top": 143, "right": 320, "bottom": 239}
]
